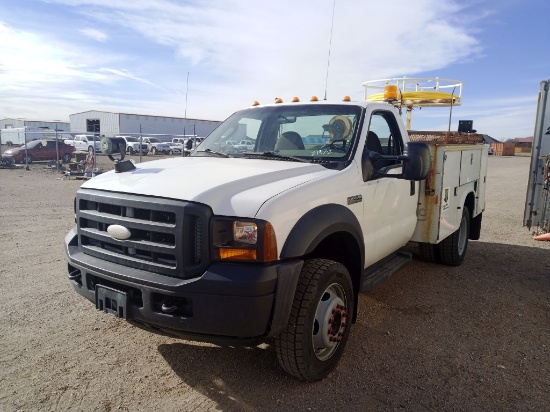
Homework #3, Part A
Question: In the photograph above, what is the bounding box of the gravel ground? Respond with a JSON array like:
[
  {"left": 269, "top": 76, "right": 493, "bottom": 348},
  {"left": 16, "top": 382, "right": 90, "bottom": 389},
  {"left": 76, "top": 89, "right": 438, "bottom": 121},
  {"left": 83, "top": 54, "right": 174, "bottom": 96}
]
[{"left": 0, "top": 153, "right": 548, "bottom": 411}]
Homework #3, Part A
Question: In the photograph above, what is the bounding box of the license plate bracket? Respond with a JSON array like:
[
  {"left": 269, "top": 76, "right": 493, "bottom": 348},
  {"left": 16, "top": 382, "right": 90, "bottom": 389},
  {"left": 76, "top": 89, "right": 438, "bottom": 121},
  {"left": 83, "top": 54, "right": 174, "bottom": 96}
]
[{"left": 96, "top": 285, "right": 127, "bottom": 319}]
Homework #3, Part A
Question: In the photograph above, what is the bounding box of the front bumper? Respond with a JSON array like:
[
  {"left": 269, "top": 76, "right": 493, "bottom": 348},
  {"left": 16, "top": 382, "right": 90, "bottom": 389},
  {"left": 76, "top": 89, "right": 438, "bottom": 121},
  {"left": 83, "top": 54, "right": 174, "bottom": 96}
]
[{"left": 65, "top": 229, "right": 302, "bottom": 345}]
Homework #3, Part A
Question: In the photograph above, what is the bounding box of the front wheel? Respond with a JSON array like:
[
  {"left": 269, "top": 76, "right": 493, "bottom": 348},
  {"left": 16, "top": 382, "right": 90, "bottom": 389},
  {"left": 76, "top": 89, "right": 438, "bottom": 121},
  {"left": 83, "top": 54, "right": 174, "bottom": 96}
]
[
  {"left": 438, "top": 206, "right": 470, "bottom": 266},
  {"left": 151, "top": 147, "right": 157, "bottom": 155},
  {"left": 275, "top": 259, "right": 354, "bottom": 381},
  {"left": 128, "top": 147, "right": 135, "bottom": 155}
]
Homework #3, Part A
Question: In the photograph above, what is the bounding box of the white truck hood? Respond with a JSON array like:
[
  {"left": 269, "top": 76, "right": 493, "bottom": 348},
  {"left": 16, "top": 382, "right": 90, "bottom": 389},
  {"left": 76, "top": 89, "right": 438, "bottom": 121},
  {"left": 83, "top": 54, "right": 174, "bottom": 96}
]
[{"left": 81, "top": 157, "right": 333, "bottom": 216}]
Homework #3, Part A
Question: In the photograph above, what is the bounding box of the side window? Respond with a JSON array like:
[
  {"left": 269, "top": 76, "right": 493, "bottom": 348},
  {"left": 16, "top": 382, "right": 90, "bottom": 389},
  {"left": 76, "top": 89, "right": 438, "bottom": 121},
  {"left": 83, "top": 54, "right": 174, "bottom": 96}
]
[
  {"left": 366, "top": 112, "right": 404, "bottom": 156},
  {"left": 363, "top": 111, "right": 405, "bottom": 180}
]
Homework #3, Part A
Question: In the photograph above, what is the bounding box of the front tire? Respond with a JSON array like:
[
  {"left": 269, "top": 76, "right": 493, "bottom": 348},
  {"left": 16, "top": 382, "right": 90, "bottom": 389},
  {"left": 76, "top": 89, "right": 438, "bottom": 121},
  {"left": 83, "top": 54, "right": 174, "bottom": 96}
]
[
  {"left": 128, "top": 147, "right": 135, "bottom": 155},
  {"left": 275, "top": 259, "right": 354, "bottom": 381},
  {"left": 151, "top": 147, "right": 157, "bottom": 155},
  {"left": 438, "top": 206, "right": 470, "bottom": 266}
]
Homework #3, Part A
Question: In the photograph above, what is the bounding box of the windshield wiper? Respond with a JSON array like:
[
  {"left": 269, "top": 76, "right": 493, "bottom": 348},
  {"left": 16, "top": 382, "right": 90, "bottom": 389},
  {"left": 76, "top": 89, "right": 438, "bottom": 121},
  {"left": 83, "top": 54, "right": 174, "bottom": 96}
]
[
  {"left": 196, "top": 149, "right": 231, "bottom": 158},
  {"left": 243, "top": 151, "right": 309, "bottom": 163}
]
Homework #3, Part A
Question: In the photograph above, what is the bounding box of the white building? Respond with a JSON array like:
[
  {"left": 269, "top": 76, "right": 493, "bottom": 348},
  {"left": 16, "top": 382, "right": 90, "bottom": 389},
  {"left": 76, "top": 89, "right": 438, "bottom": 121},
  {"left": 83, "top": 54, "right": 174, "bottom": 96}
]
[{"left": 69, "top": 110, "right": 221, "bottom": 139}]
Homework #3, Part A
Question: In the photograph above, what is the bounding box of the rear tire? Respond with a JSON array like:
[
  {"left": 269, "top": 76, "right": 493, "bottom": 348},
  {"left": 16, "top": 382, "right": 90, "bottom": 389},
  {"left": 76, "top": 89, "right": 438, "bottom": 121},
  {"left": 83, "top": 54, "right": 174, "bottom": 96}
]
[
  {"left": 418, "top": 242, "right": 440, "bottom": 263},
  {"left": 275, "top": 259, "right": 354, "bottom": 381},
  {"left": 438, "top": 206, "right": 470, "bottom": 266}
]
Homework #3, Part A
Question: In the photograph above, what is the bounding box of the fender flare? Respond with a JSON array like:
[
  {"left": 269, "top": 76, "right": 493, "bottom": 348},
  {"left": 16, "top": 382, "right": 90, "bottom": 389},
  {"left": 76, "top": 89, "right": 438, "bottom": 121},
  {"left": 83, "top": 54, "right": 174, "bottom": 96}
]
[{"left": 280, "top": 204, "right": 364, "bottom": 263}]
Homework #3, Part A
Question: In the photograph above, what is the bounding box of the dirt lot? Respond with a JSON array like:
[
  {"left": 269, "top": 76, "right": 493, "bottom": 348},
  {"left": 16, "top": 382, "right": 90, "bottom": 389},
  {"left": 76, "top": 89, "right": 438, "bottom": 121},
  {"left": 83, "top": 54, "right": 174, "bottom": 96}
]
[{"left": 0, "top": 154, "right": 548, "bottom": 411}]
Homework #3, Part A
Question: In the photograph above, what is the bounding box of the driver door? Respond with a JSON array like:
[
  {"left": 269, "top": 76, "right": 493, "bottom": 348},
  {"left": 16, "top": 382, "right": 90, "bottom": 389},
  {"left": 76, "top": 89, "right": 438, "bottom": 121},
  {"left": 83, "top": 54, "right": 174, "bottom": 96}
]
[{"left": 360, "top": 110, "right": 419, "bottom": 266}]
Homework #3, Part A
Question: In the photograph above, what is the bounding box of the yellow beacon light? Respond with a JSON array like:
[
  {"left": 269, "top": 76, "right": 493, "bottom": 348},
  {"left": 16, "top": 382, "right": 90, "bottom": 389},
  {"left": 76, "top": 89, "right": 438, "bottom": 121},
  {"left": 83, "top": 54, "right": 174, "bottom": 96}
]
[{"left": 384, "top": 85, "right": 398, "bottom": 101}]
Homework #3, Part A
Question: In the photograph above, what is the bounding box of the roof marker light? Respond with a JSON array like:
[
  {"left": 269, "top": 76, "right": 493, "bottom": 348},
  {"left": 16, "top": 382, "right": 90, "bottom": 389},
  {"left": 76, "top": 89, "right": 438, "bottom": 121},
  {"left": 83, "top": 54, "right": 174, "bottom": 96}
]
[
  {"left": 275, "top": 97, "right": 283, "bottom": 103},
  {"left": 252, "top": 100, "right": 260, "bottom": 106},
  {"left": 343, "top": 96, "right": 351, "bottom": 101},
  {"left": 292, "top": 97, "right": 300, "bottom": 102},
  {"left": 310, "top": 96, "right": 319, "bottom": 101}
]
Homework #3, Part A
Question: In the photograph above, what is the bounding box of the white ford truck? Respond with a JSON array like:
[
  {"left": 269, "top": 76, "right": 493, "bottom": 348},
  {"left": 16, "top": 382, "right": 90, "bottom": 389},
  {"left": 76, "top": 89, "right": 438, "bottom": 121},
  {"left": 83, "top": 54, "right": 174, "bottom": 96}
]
[{"left": 65, "top": 96, "right": 487, "bottom": 380}]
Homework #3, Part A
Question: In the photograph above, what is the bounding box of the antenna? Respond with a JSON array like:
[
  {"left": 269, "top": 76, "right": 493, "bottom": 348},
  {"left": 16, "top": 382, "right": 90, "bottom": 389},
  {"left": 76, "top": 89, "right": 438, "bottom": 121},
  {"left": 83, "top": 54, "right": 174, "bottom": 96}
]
[
  {"left": 324, "top": 0, "right": 336, "bottom": 100},
  {"left": 183, "top": 72, "right": 189, "bottom": 157},
  {"left": 184, "top": 71, "right": 190, "bottom": 120}
]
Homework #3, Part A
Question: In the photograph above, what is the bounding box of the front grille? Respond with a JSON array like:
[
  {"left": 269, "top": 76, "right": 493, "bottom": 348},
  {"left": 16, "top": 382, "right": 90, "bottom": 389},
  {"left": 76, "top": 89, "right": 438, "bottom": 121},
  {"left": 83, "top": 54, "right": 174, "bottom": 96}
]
[{"left": 76, "top": 189, "right": 211, "bottom": 279}]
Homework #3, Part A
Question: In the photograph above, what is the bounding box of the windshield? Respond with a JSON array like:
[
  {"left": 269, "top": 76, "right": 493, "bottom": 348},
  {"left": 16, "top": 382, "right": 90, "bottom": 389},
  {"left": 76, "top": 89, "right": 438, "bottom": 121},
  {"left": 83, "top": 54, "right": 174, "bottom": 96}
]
[
  {"left": 148, "top": 138, "right": 161, "bottom": 143},
  {"left": 192, "top": 104, "right": 363, "bottom": 162}
]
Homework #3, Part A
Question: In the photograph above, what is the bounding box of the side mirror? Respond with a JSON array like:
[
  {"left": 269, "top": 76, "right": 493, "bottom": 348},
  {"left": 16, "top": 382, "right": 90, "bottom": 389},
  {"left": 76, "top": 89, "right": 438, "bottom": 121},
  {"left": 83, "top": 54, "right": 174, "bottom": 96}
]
[{"left": 402, "top": 142, "right": 431, "bottom": 181}]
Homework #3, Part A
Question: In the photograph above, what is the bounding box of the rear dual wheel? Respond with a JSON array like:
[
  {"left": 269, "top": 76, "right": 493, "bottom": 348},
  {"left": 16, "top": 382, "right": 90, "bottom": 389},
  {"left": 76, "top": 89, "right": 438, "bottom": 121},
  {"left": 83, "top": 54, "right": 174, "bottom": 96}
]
[
  {"left": 275, "top": 259, "right": 354, "bottom": 381},
  {"left": 438, "top": 206, "right": 470, "bottom": 266},
  {"left": 418, "top": 206, "right": 470, "bottom": 266}
]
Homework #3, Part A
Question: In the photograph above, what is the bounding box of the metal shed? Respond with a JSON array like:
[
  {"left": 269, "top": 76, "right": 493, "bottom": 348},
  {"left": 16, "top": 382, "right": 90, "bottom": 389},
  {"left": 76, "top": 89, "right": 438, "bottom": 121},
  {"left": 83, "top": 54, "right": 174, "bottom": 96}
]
[{"left": 69, "top": 110, "right": 221, "bottom": 139}]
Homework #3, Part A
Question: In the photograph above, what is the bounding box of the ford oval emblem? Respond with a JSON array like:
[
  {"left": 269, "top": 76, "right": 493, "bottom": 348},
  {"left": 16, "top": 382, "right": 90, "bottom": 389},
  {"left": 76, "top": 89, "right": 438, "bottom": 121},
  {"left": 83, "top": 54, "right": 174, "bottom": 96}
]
[{"left": 107, "top": 224, "right": 132, "bottom": 240}]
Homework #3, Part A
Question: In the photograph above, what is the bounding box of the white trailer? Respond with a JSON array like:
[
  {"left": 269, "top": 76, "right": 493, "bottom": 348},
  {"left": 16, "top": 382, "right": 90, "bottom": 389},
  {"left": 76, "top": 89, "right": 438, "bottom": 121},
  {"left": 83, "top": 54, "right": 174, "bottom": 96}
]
[{"left": 1, "top": 127, "right": 72, "bottom": 146}]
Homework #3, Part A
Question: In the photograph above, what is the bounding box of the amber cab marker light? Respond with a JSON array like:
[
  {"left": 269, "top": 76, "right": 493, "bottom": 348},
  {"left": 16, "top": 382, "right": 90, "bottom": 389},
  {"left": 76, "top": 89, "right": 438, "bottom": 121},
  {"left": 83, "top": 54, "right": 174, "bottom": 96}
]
[
  {"left": 252, "top": 100, "right": 260, "bottom": 106},
  {"left": 310, "top": 96, "right": 319, "bottom": 101},
  {"left": 292, "top": 97, "right": 300, "bottom": 102},
  {"left": 275, "top": 97, "right": 283, "bottom": 103},
  {"left": 342, "top": 96, "right": 351, "bottom": 101}
]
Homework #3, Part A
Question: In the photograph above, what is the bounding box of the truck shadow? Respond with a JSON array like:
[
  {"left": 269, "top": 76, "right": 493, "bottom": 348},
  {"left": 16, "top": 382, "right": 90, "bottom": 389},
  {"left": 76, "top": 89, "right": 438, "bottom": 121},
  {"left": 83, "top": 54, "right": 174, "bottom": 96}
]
[{"left": 158, "top": 240, "right": 549, "bottom": 411}]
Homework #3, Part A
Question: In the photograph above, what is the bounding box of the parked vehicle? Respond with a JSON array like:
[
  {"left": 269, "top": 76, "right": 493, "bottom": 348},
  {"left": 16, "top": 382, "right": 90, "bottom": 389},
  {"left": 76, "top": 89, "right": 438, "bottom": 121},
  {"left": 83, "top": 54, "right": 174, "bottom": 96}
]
[
  {"left": 3, "top": 139, "right": 75, "bottom": 164},
  {"left": 236, "top": 139, "right": 255, "bottom": 151},
  {"left": 64, "top": 134, "right": 101, "bottom": 153},
  {"left": 66, "top": 84, "right": 487, "bottom": 381},
  {"left": 117, "top": 136, "right": 149, "bottom": 155},
  {"left": 183, "top": 137, "right": 205, "bottom": 154},
  {"left": 170, "top": 136, "right": 197, "bottom": 155},
  {"left": 142, "top": 137, "right": 171, "bottom": 155}
]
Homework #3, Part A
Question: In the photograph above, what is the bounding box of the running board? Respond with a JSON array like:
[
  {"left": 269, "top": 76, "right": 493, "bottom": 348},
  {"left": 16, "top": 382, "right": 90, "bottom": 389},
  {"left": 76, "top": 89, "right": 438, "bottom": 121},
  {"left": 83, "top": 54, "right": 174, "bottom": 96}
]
[{"left": 360, "top": 251, "right": 412, "bottom": 292}]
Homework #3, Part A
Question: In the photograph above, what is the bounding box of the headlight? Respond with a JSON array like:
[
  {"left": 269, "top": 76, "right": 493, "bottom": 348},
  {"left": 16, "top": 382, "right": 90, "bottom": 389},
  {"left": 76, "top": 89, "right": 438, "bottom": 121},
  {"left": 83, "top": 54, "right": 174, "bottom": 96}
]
[{"left": 212, "top": 218, "right": 277, "bottom": 262}]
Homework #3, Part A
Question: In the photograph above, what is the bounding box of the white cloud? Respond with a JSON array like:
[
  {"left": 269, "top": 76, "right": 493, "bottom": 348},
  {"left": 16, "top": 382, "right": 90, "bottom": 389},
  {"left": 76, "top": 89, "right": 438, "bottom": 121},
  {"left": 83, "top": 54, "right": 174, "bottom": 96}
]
[{"left": 79, "top": 28, "right": 108, "bottom": 42}]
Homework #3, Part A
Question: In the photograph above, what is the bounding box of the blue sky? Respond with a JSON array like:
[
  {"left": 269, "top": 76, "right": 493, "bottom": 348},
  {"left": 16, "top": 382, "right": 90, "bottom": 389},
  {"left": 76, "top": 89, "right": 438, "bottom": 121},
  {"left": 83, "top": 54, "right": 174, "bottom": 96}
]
[{"left": 0, "top": 0, "right": 548, "bottom": 140}]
